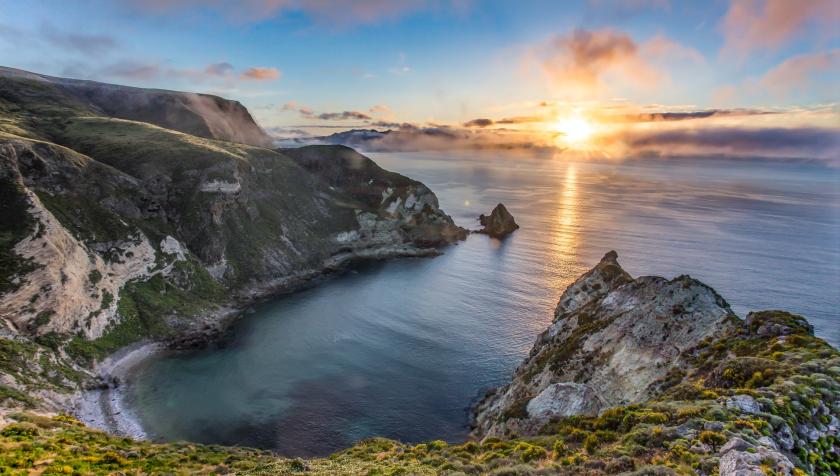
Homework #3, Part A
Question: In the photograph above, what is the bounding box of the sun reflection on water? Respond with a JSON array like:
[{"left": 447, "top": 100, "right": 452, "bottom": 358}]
[{"left": 546, "top": 162, "right": 581, "bottom": 292}]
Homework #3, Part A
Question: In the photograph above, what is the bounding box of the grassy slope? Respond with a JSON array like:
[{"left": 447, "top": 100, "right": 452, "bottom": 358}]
[{"left": 1, "top": 311, "right": 837, "bottom": 475}]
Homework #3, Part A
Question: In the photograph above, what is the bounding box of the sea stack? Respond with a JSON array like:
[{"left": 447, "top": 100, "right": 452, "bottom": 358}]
[{"left": 478, "top": 203, "right": 519, "bottom": 238}]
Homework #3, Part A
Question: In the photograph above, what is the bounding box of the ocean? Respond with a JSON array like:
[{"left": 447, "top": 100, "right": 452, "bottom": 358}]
[{"left": 124, "top": 151, "right": 840, "bottom": 455}]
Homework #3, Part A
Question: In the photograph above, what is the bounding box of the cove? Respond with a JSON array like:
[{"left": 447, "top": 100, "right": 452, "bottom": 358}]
[{"left": 124, "top": 151, "right": 840, "bottom": 456}]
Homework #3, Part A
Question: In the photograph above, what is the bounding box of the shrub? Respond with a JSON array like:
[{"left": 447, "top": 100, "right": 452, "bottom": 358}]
[
  {"left": 551, "top": 440, "right": 567, "bottom": 459},
  {"left": 706, "top": 357, "right": 781, "bottom": 389},
  {"left": 0, "top": 423, "right": 38, "bottom": 440},
  {"left": 519, "top": 445, "right": 547, "bottom": 462},
  {"left": 583, "top": 431, "right": 618, "bottom": 454},
  {"left": 698, "top": 431, "right": 727, "bottom": 452},
  {"left": 605, "top": 455, "right": 636, "bottom": 473},
  {"left": 562, "top": 428, "right": 589, "bottom": 443},
  {"left": 428, "top": 440, "right": 448, "bottom": 450}
]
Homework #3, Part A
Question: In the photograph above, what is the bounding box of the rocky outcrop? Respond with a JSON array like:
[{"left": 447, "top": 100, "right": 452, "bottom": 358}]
[
  {"left": 718, "top": 437, "right": 795, "bottom": 476},
  {"left": 473, "top": 251, "right": 737, "bottom": 437},
  {"left": 468, "top": 253, "right": 839, "bottom": 475},
  {"left": 477, "top": 203, "right": 519, "bottom": 238}
]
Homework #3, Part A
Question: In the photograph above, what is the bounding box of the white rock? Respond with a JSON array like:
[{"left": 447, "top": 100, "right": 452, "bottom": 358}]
[
  {"left": 726, "top": 394, "right": 761, "bottom": 415},
  {"left": 526, "top": 382, "right": 604, "bottom": 420}
]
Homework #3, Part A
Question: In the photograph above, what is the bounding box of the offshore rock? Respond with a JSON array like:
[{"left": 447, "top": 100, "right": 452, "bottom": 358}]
[{"left": 477, "top": 203, "right": 519, "bottom": 238}]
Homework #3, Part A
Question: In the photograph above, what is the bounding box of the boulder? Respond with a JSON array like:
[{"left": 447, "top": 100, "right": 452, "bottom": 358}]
[
  {"left": 719, "top": 437, "right": 795, "bottom": 476},
  {"left": 477, "top": 203, "right": 519, "bottom": 238},
  {"left": 525, "top": 382, "right": 604, "bottom": 421}
]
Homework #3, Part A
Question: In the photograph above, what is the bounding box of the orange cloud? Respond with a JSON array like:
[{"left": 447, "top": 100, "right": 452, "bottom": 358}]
[
  {"left": 720, "top": 0, "right": 840, "bottom": 54},
  {"left": 760, "top": 50, "right": 840, "bottom": 96},
  {"left": 531, "top": 28, "right": 665, "bottom": 98},
  {"left": 641, "top": 34, "right": 704, "bottom": 64},
  {"left": 239, "top": 67, "right": 280, "bottom": 81}
]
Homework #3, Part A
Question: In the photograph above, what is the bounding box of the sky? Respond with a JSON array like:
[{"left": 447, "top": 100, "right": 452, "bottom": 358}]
[{"left": 1, "top": 0, "right": 838, "bottom": 159}]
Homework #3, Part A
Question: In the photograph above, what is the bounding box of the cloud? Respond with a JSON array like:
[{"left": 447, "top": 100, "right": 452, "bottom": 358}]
[
  {"left": 281, "top": 102, "right": 372, "bottom": 121},
  {"left": 205, "top": 62, "right": 235, "bottom": 76},
  {"left": 720, "top": 0, "right": 840, "bottom": 54},
  {"left": 760, "top": 50, "right": 840, "bottom": 97},
  {"left": 125, "top": 0, "right": 468, "bottom": 27},
  {"left": 41, "top": 23, "right": 118, "bottom": 55},
  {"left": 603, "top": 109, "right": 774, "bottom": 123},
  {"left": 618, "top": 126, "right": 840, "bottom": 160},
  {"left": 463, "top": 116, "right": 545, "bottom": 127},
  {"left": 369, "top": 104, "right": 391, "bottom": 114},
  {"left": 531, "top": 28, "right": 664, "bottom": 98},
  {"left": 101, "top": 61, "right": 162, "bottom": 80},
  {"left": 463, "top": 118, "right": 494, "bottom": 128},
  {"left": 95, "top": 60, "right": 280, "bottom": 84},
  {"left": 314, "top": 110, "right": 372, "bottom": 120},
  {"left": 496, "top": 116, "right": 544, "bottom": 125},
  {"left": 239, "top": 66, "right": 280, "bottom": 81},
  {"left": 641, "top": 34, "right": 704, "bottom": 64},
  {"left": 264, "top": 126, "right": 312, "bottom": 139}
]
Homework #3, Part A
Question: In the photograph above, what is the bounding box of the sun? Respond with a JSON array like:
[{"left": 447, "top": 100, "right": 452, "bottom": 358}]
[{"left": 553, "top": 114, "right": 595, "bottom": 147}]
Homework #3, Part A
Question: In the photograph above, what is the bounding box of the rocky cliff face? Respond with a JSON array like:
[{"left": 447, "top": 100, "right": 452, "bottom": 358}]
[
  {"left": 473, "top": 251, "right": 737, "bottom": 437},
  {"left": 0, "top": 69, "right": 465, "bottom": 414},
  {"left": 471, "top": 252, "right": 839, "bottom": 475}
]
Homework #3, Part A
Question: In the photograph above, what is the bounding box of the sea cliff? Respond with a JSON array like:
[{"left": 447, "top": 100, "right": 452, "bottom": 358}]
[{"left": 1, "top": 252, "right": 837, "bottom": 475}]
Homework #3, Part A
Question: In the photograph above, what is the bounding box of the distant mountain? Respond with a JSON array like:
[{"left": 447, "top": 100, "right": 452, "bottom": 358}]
[
  {"left": 274, "top": 128, "right": 389, "bottom": 149},
  {"left": 0, "top": 66, "right": 273, "bottom": 147}
]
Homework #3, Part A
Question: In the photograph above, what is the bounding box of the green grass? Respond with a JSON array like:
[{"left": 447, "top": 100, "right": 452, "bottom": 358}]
[
  {"left": 35, "top": 189, "right": 135, "bottom": 247},
  {"left": 66, "top": 258, "right": 226, "bottom": 365},
  {"left": 3, "top": 311, "right": 836, "bottom": 476}
]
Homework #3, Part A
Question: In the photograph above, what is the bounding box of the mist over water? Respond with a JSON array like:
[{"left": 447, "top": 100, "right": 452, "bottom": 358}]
[{"left": 126, "top": 151, "right": 840, "bottom": 456}]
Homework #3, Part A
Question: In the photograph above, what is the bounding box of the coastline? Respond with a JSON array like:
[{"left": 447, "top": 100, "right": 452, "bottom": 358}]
[
  {"left": 74, "top": 341, "right": 165, "bottom": 438},
  {"left": 72, "top": 243, "right": 449, "bottom": 439}
]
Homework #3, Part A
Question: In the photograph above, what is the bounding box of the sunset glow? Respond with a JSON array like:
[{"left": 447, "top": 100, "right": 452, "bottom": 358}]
[{"left": 553, "top": 114, "right": 595, "bottom": 147}]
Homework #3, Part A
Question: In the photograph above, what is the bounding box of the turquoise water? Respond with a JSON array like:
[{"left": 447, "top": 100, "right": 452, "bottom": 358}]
[{"left": 126, "top": 152, "right": 840, "bottom": 455}]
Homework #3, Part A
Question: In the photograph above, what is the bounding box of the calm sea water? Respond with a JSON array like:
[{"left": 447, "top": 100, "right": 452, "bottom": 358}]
[{"left": 125, "top": 152, "right": 840, "bottom": 455}]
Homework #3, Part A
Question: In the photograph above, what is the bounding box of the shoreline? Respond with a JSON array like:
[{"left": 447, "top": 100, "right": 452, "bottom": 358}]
[
  {"left": 72, "top": 243, "right": 451, "bottom": 439},
  {"left": 74, "top": 341, "right": 166, "bottom": 438}
]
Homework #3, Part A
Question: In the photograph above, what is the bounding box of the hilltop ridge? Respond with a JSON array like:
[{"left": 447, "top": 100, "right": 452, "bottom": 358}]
[{"left": 0, "top": 66, "right": 272, "bottom": 147}]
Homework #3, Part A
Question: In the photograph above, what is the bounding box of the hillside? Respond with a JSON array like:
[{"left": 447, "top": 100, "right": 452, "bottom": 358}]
[
  {"left": 0, "top": 66, "right": 272, "bottom": 147},
  {"left": 0, "top": 69, "right": 466, "bottom": 417}
]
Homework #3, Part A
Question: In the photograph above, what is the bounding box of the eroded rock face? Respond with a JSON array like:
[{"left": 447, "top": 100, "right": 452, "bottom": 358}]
[
  {"left": 719, "top": 437, "right": 795, "bottom": 476},
  {"left": 477, "top": 203, "right": 519, "bottom": 238},
  {"left": 472, "top": 251, "right": 737, "bottom": 437},
  {"left": 526, "top": 382, "right": 605, "bottom": 420}
]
